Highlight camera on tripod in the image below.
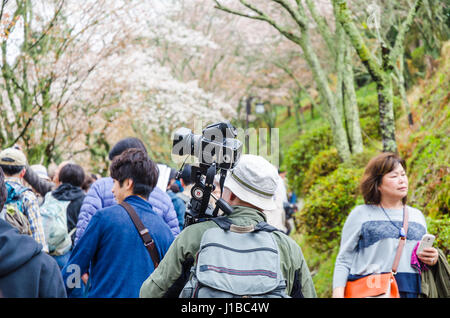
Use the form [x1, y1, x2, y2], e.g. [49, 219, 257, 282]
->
[172, 121, 243, 227]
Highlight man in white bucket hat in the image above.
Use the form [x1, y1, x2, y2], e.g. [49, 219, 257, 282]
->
[140, 154, 316, 298]
[222, 154, 278, 211]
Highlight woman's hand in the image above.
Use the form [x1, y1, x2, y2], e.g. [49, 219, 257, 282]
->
[81, 273, 89, 285]
[418, 247, 439, 266]
[332, 287, 345, 298]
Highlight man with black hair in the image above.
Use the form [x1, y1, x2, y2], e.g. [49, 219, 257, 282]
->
[62, 149, 174, 298]
[75, 137, 180, 245]
[167, 165, 192, 230]
[0, 167, 67, 298]
[0, 147, 48, 252]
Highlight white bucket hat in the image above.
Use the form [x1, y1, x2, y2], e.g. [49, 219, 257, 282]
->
[224, 154, 278, 210]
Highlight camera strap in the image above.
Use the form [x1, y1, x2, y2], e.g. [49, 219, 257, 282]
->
[200, 164, 216, 215]
[219, 169, 227, 198]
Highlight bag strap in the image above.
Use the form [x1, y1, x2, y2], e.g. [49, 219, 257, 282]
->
[120, 201, 160, 269]
[212, 216, 281, 233]
[392, 205, 409, 274]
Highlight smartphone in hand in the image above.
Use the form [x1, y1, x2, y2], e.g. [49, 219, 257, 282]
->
[417, 234, 435, 255]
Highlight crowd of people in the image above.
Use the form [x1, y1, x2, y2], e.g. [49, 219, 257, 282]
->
[0, 137, 447, 298]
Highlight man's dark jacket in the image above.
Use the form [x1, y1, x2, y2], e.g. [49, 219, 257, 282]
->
[0, 219, 67, 297]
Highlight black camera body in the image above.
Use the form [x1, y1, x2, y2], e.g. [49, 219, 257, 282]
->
[172, 121, 243, 227]
[172, 121, 242, 170]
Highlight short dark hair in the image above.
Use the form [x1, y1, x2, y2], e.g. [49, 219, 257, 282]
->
[180, 164, 192, 185]
[109, 148, 158, 198]
[0, 167, 6, 210]
[0, 165, 24, 176]
[81, 174, 95, 192]
[59, 164, 85, 187]
[360, 152, 407, 205]
[108, 137, 147, 161]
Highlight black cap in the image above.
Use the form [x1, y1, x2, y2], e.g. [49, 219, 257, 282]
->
[108, 137, 147, 160]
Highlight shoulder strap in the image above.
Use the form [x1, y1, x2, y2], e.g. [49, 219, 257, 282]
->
[392, 205, 409, 274]
[212, 216, 281, 233]
[120, 201, 160, 269]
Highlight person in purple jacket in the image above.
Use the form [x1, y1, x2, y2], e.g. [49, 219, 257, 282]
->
[74, 137, 180, 246]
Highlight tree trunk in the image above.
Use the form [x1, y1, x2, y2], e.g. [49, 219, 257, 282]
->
[333, 0, 398, 153]
[343, 46, 364, 153]
[396, 49, 414, 126]
[298, 31, 351, 161]
[335, 24, 346, 119]
[377, 72, 397, 153]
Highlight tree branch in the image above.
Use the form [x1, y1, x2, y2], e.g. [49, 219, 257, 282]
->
[271, 0, 306, 29]
[305, 0, 335, 55]
[214, 0, 302, 44]
[333, 0, 384, 82]
[390, 0, 423, 63]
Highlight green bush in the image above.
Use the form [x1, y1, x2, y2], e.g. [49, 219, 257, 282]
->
[406, 133, 450, 218]
[291, 232, 339, 298]
[426, 215, 450, 263]
[410, 46, 426, 76]
[356, 87, 403, 147]
[301, 148, 341, 195]
[285, 125, 333, 196]
[296, 165, 363, 252]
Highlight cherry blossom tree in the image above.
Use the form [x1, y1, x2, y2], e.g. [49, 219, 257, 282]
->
[0, 0, 236, 170]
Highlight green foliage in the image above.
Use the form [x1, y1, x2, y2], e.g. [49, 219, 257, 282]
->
[410, 46, 427, 75]
[356, 84, 403, 147]
[291, 232, 339, 298]
[296, 165, 363, 252]
[86, 132, 110, 176]
[406, 133, 450, 218]
[403, 42, 449, 228]
[426, 215, 450, 263]
[301, 148, 341, 195]
[284, 125, 333, 195]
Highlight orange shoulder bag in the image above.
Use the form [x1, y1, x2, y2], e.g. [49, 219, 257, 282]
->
[344, 206, 408, 298]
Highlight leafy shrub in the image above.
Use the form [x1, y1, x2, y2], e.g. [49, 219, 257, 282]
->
[295, 165, 363, 252]
[284, 125, 333, 196]
[406, 133, 450, 218]
[292, 232, 339, 298]
[341, 147, 379, 170]
[409, 46, 426, 77]
[356, 88, 403, 146]
[426, 215, 450, 263]
[301, 148, 341, 195]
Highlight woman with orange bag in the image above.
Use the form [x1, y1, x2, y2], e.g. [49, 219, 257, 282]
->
[332, 152, 438, 298]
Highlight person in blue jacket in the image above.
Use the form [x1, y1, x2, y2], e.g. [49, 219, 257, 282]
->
[0, 167, 66, 298]
[62, 149, 174, 298]
[74, 137, 179, 246]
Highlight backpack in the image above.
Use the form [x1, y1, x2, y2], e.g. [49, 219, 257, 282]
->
[0, 182, 32, 236]
[179, 217, 290, 298]
[40, 192, 71, 256]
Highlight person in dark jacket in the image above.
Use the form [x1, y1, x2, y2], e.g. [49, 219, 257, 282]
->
[166, 166, 191, 230]
[0, 167, 66, 298]
[53, 163, 86, 245]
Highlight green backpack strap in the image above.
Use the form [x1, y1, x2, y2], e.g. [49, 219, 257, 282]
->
[211, 216, 281, 233]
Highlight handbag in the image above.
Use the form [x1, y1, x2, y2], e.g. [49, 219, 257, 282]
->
[120, 201, 160, 269]
[344, 206, 409, 298]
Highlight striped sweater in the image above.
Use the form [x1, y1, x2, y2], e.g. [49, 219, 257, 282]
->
[333, 204, 427, 294]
